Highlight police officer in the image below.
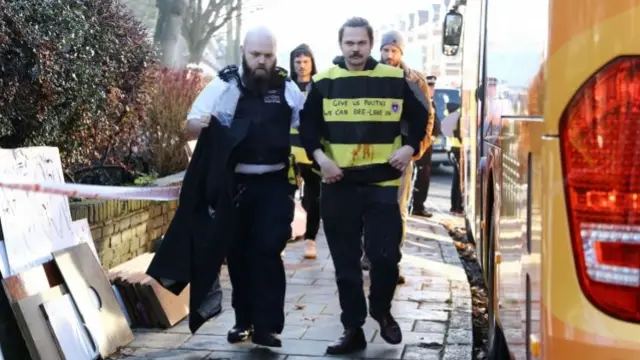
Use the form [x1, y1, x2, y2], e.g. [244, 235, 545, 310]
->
[186, 27, 304, 348]
[299, 17, 428, 355]
[289, 44, 321, 259]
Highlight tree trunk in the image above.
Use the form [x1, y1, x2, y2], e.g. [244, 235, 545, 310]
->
[154, 0, 185, 68]
[225, 1, 234, 65]
[233, 0, 242, 64]
[188, 46, 205, 64]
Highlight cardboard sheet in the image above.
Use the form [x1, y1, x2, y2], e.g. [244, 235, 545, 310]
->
[70, 219, 99, 262]
[0, 147, 76, 275]
[40, 293, 98, 359]
[53, 243, 133, 357]
[12, 285, 67, 360]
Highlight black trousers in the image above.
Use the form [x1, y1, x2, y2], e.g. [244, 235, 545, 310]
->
[321, 182, 403, 329]
[226, 171, 295, 333]
[412, 146, 433, 211]
[298, 163, 321, 240]
[450, 148, 463, 212]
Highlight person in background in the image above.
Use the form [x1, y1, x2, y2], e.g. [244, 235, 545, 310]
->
[411, 75, 440, 217]
[359, 30, 434, 285]
[289, 44, 321, 259]
[299, 17, 428, 355]
[442, 102, 463, 214]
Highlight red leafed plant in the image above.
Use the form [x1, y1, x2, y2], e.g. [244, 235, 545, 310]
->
[143, 68, 207, 177]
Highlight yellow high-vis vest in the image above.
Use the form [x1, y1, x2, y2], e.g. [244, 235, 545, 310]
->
[290, 89, 312, 164]
[290, 127, 312, 164]
[312, 64, 405, 186]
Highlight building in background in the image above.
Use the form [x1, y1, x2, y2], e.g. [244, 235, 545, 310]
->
[375, 0, 462, 88]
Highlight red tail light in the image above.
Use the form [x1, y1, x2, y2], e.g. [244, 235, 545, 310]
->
[560, 57, 640, 323]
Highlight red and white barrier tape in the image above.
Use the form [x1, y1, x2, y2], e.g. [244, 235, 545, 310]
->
[0, 178, 180, 201]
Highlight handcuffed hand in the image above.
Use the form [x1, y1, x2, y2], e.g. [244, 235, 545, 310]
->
[388, 145, 415, 171]
[318, 158, 343, 184]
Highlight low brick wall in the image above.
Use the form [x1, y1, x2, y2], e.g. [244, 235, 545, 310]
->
[69, 199, 177, 269]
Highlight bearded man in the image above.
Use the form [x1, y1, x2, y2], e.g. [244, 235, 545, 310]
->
[147, 26, 305, 348]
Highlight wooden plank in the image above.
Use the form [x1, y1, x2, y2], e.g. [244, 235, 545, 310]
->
[12, 285, 67, 360]
[40, 293, 98, 359]
[108, 253, 189, 329]
[0, 147, 76, 275]
[52, 243, 133, 357]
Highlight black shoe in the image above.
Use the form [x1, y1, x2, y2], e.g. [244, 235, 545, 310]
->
[370, 312, 402, 345]
[397, 274, 406, 285]
[252, 331, 282, 348]
[412, 209, 433, 218]
[326, 328, 367, 355]
[227, 326, 252, 343]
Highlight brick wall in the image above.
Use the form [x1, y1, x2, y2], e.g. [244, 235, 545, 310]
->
[69, 198, 178, 269]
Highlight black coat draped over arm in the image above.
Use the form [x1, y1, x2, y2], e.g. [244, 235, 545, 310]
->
[146, 117, 249, 333]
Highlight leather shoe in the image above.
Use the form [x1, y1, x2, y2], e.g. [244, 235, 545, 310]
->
[397, 273, 406, 285]
[252, 331, 282, 348]
[227, 326, 252, 343]
[371, 312, 402, 344]
[326, 328, 367, 355]
[412, 209, 433, 218]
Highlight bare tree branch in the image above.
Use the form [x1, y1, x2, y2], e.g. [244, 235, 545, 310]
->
[182, 0, 261, 63]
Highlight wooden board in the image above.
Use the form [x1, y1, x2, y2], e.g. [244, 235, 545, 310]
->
[141, 277, 189, 327]
[0, 147, 77, 275]
[1, 261, 62, 302]
[12, 285, 67, 360]
[53, 243, 133, 357]
[40, 293, 98, 360]
[107, 253, 189, 329]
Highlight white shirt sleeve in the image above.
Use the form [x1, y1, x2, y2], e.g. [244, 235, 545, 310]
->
[285, 82, 306, 128]
[186, 77, 227, 121]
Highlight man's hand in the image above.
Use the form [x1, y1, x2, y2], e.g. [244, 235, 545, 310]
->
[186, 115, 211, 137]
[388, 145, 415, 171]
[314, 150, 343, 184]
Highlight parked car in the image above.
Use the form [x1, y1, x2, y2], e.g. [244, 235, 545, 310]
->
[431, 88, 461, 167]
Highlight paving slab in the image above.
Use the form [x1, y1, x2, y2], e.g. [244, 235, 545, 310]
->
[111, 173, 472, 360]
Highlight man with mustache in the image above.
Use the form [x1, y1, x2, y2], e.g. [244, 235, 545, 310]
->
[179, 26, 305, 348]
[299, 17, 429, 354]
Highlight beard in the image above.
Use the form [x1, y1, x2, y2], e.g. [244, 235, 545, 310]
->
[242, 56, 277, 94]
[382, 58, 399, 67]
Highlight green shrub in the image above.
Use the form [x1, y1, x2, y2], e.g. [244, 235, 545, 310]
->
[143, 68, 206, 177]
[0, 0, 158, 182]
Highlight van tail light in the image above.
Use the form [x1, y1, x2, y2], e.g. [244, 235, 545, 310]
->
[560, 57, 640, 323]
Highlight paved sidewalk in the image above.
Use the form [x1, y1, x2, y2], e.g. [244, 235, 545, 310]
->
[115, 212, 472, 360]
